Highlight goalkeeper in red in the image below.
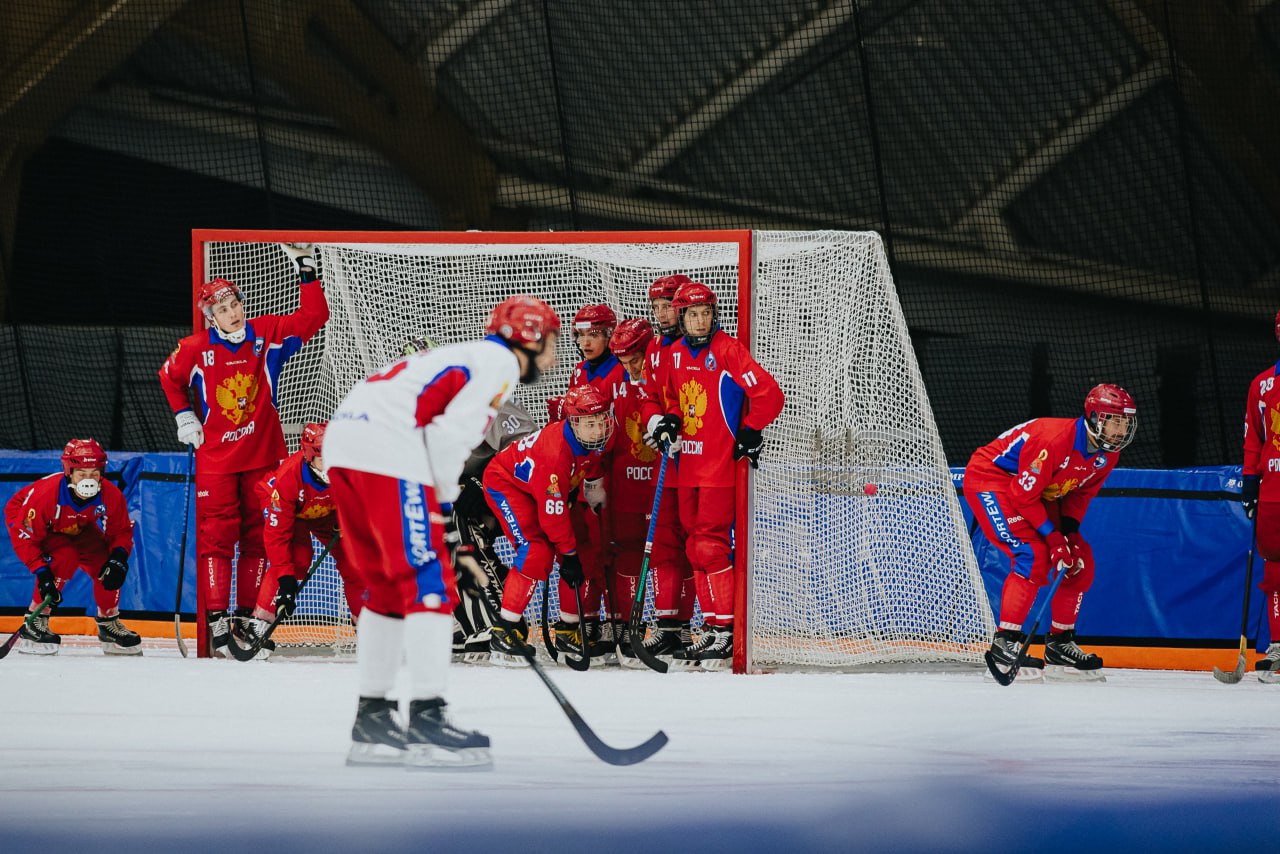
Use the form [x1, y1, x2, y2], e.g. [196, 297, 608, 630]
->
[4, 439, 140, 655]
[158, 244, 329, 657]
[963, 384, 1136, 679]
[650, 281, 785, 666]
[324, 296, 559, 770]
[1241, 310, 1280, 682]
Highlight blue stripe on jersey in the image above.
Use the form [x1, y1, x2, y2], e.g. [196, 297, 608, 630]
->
[977, 491, 1035, 579]
[563, 420, 588, 456]
[264, 336, 305, 408]
[513, 458, 534, 483]
[486, 487, 532, 570]
[991, 436, 1027, 474]
[584, 354, 620, 382]
[399, 480, 445, 600]
[190, 371, 209, 421]
[206, 323, 256, 352]
[718, 371, 745, 434]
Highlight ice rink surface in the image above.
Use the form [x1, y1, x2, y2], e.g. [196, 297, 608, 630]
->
[2, 641, 1277, 853]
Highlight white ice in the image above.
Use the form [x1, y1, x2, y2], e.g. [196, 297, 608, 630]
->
[2, 640, 1277, 852]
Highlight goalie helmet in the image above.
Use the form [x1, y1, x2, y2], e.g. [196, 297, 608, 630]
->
[561, 385, 614, 450]
[300, 422, 326, 464]
[1083, 384, 1137, 452]
[572, 304, 617, 337]
[486, 296, 561, 347]
[197, 278, 243, 321]
[403, 334, 441, 356]
[648, 274, 693, 302]
[609, 318, 655, 358]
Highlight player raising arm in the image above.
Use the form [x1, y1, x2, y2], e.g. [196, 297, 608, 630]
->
[964, 384, 1136, 681]
[323, 296, 559, 769]
[650, 281, 784, 667]
[4, 439, 140, 655]
[158, 244, 329, 657]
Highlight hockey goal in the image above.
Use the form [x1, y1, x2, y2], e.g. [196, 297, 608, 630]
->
[191, 229, 995, 671]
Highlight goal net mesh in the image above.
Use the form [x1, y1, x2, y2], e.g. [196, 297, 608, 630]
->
[199, 231, 994, 667]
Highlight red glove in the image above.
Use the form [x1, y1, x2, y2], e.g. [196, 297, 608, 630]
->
[1044, 530, 1073, 572]
[1063, 532, 1088, 577]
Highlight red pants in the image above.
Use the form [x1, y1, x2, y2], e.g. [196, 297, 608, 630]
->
[29, 533, 121, 617]
[561, 504, 606, 619]
[963, 484, 1095, 632]
[327, 468, 456, 617]
[197, 465, 272, 610]
[1253, 501, 1280, 642]
[606, 509, 649, 622]
[254, 524, 364, 621]
[678, 485, 736, 627]
[651, 488, 695, 620]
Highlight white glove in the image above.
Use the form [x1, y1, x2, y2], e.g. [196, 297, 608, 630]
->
[281, 242, 317, 270]
[582, 477, 606, 512]
[175, 411, 204, 449]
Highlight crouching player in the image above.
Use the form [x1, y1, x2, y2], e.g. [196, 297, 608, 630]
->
[324, 296, 559, 769]
[4, 439, 141, 655]
[964, 384, 1136, 681]
[237, 422, 361, 659]
[483, 384, 615, 664]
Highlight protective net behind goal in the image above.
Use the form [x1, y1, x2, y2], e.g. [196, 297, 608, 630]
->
[197, 229, 994, 669]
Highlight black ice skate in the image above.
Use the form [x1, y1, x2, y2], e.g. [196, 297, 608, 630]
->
[672, 625, 718, 670]
[95, 616, 142, 656]
[583, 618, 618, 663]
[18, 611, 61, 655]
[403, 698, 493, 771]
[236, 617, 275, 660]
[984, 630, 1045, 682]
[457, 627, 493, 664]
[207, 610, 233, 659]
[695, 625, 734, 670]
[1044, 630, 1106, 682]
[622, 619, 685, 670]
[1255, 643, 1280, 684]
[553, 619, 589, 664]
[488, 618, 530, 667]
[346, 696, 407, 766]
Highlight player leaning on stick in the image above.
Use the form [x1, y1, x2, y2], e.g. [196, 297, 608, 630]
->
[158, 244, 329, 657]
[650, 281, 785, 667]
[1242, 312, 1280, 682]
[964, 385, 1136, 680]
[3, 439, 141, 655]
[324, 296, 559, 769]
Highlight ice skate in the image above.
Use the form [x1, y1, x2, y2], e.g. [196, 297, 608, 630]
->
[488, 618, 530, 667]
[346, 697, 407, 766]
[18, 612, 61, 655]
[621, 619, 685, 670]
[695, 625, 734, 671]
[95, 616, 142, 656]
[553, 619, 589, 666]
[673, 625, 718, 671]
[206, 610, 235, 659]
[458, 627, 493, 664]
[983, 630, 1044, 682]
[237, 617, 275, 660]
[1258, 643, 1280, 684]
[584, 618, 618, 664]
[1044, 630, 1106, 682]
[403, 698, 493, 771]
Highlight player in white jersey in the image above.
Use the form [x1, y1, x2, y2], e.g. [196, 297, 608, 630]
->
[324, 296, 560, 770]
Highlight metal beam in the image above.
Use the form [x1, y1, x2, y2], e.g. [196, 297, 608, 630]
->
[417, 0, 516, 76]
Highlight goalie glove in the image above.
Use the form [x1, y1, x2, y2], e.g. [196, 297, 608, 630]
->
[582, 477, 606, 512]
[175, 410, 204, 449]
[733, 426, 764, 468]
[275, 575, 299, 619]
[98, 548, 129, 592]
[442, 507, 487, 595]
[281, 243, 318, 281]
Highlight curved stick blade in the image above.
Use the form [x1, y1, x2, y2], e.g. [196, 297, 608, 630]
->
[1212, 654, 1246, 684]
[984, 650, 1016, 686]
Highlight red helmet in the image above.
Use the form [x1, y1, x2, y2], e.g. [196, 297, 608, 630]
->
[648, 274, 694, 302]
[1084, 384, 1137, 452]
[561, 385, 613, 450]
[62, 438, 107, 478]
[572, 304, 617, 337]
[486, 296, 561, 346]
[672, 281, 717, 311]
[300, 422, 326, 463]
[198, 278, 243, 320]
[609, 318, 654, 358]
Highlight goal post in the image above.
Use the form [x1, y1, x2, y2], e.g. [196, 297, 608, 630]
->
[190, 228, 995, 669]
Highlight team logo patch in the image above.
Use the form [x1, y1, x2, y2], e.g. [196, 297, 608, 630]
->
[705, 353, 716, 371]
[1093, 454, 1108, 469]
[1029, 449, 1047, 474]
[253, 338, 264, 356]
[547, 473, 563, 499]
[626, 412, 658, 463]
[679, 379, 707, 436]
[216, 372, 259, 425]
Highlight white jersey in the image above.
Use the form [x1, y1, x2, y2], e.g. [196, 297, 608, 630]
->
[324, 337, 520, 503]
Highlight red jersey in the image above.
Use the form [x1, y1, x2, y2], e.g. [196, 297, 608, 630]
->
[5, 474, 133, 571]
[158, 279, 329, 474]
[609, 376, 664, 513]
[966, 417, 1119, 535]
[258, 452, 337, 576]
[1243, 363, 1280, 501]
[569, 354, 628, 401]
[661, 329, 785, 487]
[484, 421, 612, 556]
[646, 333, 682, 488]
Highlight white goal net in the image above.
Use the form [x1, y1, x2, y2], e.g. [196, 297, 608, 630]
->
[195, 229, 994, 670]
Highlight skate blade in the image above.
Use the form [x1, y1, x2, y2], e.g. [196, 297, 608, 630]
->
[404, 744, 493, 772]
[670, 658, 701, 671]
[345, 742, 406, 767]
[694, 657, 730, 671]
[619, 655, 647, 670]
[487, 651, 528, 668]
[982, 665, 1044, 683]
[101, 642, 143, 656]
[1044, 665, 1106, 683]
[458, 650, 492, 665]
[1258, 670, 1280, 684]
[18, 640, 60, 656]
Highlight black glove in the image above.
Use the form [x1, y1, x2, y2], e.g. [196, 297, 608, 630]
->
[443, 509, 486, 595]
[98, 547, 129, 592]
[275, 574, 300, 619]
[35, 567, 61, 606]
[1243, 476, 1260, 521]
[733, 426, 764, 468]
[651, 415, 681, 451]
[559, 553, 584, 589]
[453, 476, 488, 524]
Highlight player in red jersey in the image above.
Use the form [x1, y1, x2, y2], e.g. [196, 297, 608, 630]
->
[650, 281, 785, 666]
[643, 274, 698, 656]
[564, 304, 628, 654]
[158, 244, 329, 657]
[964, 384, 1136, 680]
[4, 439, 141, 655]
[483, 384, 615, 664]
[1242, 310, 1280, 682]
[240, 422, 362, 659]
